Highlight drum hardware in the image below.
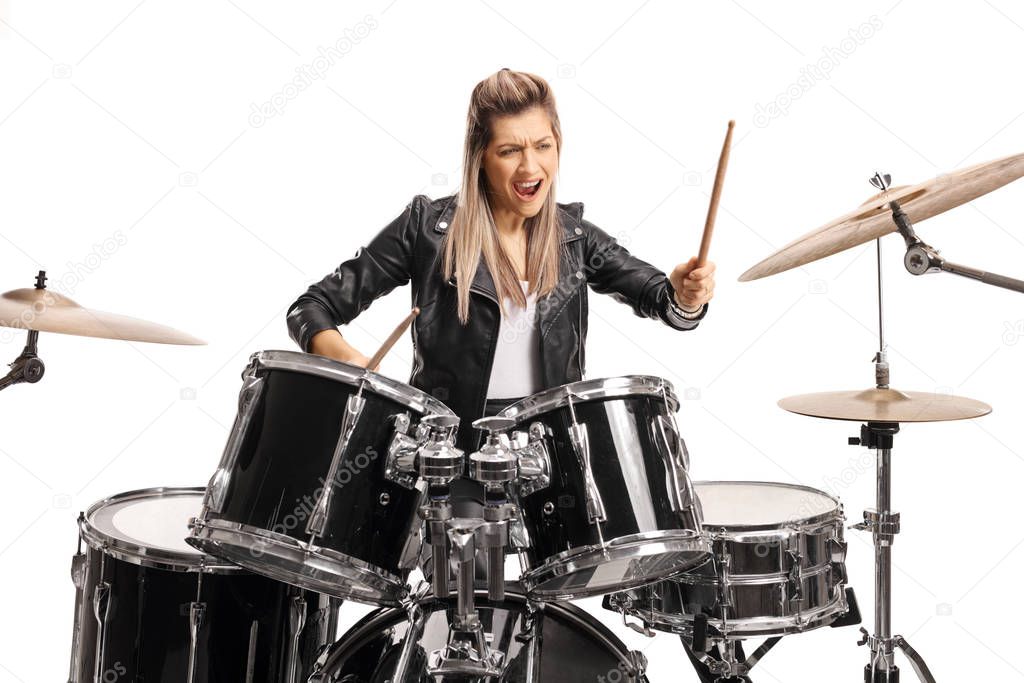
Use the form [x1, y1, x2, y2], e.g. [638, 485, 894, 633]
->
[415, 414, 465, 600]
[769, 185, 992, 682]
[67, 515, 89, 683]
[90, 578, 112, 683]
[886, 187, 1024, 294]
[564, 392, 607, 524]
[426, 518, 506, 677]
[306, 390, 368, 538]
[286, 595, 308, 683]
[469, 416, 522, 602]
[186, 593, 206, 683]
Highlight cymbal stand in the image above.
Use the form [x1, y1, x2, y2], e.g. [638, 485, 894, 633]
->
[0, 271, 48, 392]
[847, 174, 937, 683]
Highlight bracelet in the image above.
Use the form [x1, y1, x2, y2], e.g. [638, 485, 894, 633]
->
[669, 298, 703, 320]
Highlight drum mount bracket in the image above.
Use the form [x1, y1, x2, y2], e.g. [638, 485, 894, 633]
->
[888, 199, 1024, 294]
[0, 271, 49, 392]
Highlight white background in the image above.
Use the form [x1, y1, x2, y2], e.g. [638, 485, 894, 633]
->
[2, 1, 1023, 680]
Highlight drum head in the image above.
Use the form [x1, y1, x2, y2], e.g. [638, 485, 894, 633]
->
[81, 487, 232, 571]
[695, 481, 840, 530]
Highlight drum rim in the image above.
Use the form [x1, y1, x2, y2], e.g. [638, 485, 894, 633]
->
[310, 585, 647, 680]
[188, 516, 409, 606]
[496, 375, 679, 422]
[694, 480, 843, 531]
[521, 529, 710, 601]
[252, 350, 456, 417]
[79, 486, 240, 573]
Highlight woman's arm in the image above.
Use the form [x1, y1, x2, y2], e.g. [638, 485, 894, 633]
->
[580, 217, 711, 331]
[286, 195, 425, 358]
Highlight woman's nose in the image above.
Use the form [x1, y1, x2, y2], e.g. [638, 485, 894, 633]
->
[519, 149, 540, 174]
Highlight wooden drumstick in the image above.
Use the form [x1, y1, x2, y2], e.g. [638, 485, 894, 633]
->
[697, 120, 735, 266]
[366, 307, 420, 371]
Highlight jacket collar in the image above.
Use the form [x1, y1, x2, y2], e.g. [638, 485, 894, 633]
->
[433, 195, 585, 303]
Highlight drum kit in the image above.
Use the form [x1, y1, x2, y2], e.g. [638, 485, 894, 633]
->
[2, 150, 1022, 682]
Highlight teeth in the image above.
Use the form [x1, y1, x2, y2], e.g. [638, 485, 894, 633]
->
[515, 180, 541, 190]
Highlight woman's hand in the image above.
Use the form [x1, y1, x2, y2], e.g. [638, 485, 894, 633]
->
[669, 257, 716, 311]
[309, 329, 381, 371]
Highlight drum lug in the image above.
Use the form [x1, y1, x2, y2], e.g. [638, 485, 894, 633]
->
[715, 552, 732, 608]
[514, 422, 551, 497]
[90, 579, 112, 683]
[67, 528, 88, 683]
[567, 420, 606, 524]
[285, 595, 307, 683]
[786, 549, 805, 603]
[186, 601, 207, 683]
[204, 371, 266, 513]
[651, 415, 702, 523]
[306, 392, 367, 537]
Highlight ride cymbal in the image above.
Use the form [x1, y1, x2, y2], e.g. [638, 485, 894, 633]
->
[0, 287, 205, 345]
[741, 152, 1024, 281]
[779, 388, 991, 423]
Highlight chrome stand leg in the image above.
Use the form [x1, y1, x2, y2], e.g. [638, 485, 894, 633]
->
[851, 423, 936, 683]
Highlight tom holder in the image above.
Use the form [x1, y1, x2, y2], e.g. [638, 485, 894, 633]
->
[415, 414, 464, 600]
[425, 517, 505, 678]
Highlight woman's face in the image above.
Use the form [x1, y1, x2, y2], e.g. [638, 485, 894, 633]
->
[482, 106, 558, 220]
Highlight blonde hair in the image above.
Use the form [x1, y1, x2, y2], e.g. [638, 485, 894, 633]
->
[442, 68, 563, 323]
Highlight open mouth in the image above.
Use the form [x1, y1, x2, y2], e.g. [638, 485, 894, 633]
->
[513, 178, 543, 201]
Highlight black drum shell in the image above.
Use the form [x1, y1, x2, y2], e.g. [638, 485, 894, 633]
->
[513, 394, 693, 566]
[648, 566, 840, 625]
[72, 547, 337, 682]
[211, 367, 425, 576]
[311, 589, 648, 683]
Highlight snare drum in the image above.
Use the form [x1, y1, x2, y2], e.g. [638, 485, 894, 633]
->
[498, 376, 709, 600]
[607, 481, 851, 639]
[307, 587, 649, 682]
[67, 487, 338, 683]
[189, 350, 457, 606]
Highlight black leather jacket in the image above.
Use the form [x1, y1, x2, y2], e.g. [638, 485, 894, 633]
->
[286, 193, 707, 452]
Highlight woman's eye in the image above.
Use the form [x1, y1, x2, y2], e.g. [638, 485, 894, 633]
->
[539, 143, 552, 150]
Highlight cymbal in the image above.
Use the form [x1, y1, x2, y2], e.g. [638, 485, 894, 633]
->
[740, 152, 1024, 281]
[779, 388, 991, 423]
[0, 287, 205, 345]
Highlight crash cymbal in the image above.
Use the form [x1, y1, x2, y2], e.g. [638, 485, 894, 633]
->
[779, 387, 991, 423]
[0, 287, 205, 345]
[740, 152, 1024, 281]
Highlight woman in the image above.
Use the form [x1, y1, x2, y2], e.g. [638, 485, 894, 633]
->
[286, 68, 715, 455]
[287, 67, 728, 683]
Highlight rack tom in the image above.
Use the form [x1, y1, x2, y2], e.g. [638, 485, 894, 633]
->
[497, 376, 709, 600]
[189, 350, 457, 606]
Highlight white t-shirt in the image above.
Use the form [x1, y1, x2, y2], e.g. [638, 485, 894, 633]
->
[485, 280, 543, 399]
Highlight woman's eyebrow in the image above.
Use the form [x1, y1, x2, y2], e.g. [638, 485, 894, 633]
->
[498, 136, 553, 147]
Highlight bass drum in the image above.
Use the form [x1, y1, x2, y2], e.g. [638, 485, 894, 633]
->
[308, 588, 648, 682]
